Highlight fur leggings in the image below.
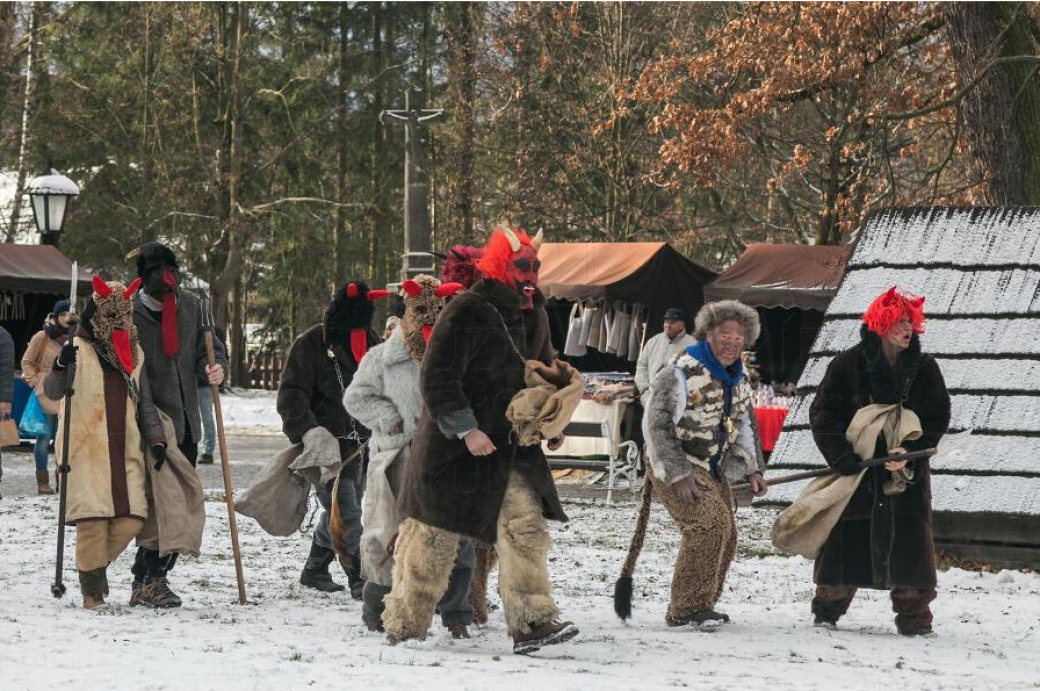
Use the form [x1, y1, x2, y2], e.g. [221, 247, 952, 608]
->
[652, 467, 737, 618]
[382, 473, 559, 640]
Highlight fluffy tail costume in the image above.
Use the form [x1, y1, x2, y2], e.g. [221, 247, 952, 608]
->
[613, 475, 654, 620]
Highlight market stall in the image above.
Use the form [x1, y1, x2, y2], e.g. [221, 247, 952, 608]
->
[538, 241, 716, 372]
[0, 244, 91, 433]
[705, 243, 848, 386]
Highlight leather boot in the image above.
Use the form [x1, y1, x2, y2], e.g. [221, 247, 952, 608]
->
[36, 470, 55, 495]
[79, 568, 108, 610]
[344, 552, 365, 601]
[300, 543, 345, 592]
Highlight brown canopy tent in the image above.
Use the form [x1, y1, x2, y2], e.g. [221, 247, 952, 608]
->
[704, 243, 849, 384]
[537, 242, 716, 369]
[0, 244, 92, 358]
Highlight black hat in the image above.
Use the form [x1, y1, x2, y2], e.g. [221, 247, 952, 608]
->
[52, 299, 71, 316]
[132, 241, 179, 279]
[663, 307, 688, 323]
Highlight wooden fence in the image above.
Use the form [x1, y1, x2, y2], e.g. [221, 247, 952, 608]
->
[246, 352, 283, 390]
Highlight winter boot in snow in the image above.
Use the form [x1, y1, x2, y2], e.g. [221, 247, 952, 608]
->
[36, 471, 55, 495]
[447, 623, 470, 639]
[300, 543, 345, 593]
[79, 568, 108, 610]
[141, 576, 183, 608]
[129, 580, 145, 606]
[667, 609, 730, 629]
[344, 552, 365, 600]
[512, 619, 579, 654]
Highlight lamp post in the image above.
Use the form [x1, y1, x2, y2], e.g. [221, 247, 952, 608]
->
[25, 169, 80, 247]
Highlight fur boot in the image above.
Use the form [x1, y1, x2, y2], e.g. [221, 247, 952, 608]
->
[382, 519, 459, 643]
[495, 475, 560, 637]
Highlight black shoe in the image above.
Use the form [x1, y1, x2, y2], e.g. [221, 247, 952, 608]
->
[667, 610, 730, 628]
[814, 617, 837, 630]
[141, 576, 183, 608]
[899, 625, 935, 638]
[198, 453, 214, 465]
[300, 544, 345, 593]
[512, 619, 578, 654]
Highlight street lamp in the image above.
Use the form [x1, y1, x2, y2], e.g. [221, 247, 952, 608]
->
[25, 169, 80, 246]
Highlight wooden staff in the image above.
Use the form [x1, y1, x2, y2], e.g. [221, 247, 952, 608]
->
[204, 329, 247, 604]
[730, 447, 937, 493]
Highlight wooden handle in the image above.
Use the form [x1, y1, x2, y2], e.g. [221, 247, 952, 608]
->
[205, 331, 248, 604]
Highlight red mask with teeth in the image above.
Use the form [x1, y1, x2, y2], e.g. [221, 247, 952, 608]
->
[400, 275, 462, 363]
[90, 275, 143, 374]
[506, 245, 540, 311]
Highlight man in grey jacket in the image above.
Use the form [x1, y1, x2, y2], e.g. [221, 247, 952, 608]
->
[634, 308, 697, 396]
[0, 326, 13, 498]
[128, 241, 226, 607]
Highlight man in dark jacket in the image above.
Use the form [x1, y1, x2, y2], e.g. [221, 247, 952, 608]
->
[128, 241, 226, 607]
[0, 325, 13, 498]
[383, 228, 578, 654]
[809, 287, 950, 636]
[277, 280, 383, 598]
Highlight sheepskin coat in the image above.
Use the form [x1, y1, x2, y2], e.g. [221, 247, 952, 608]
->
[646, 351, 756, 486]
[343, 330, 421, 584]
[45, 339, 163, 524]
[809, 328, 950, 590]
[397, 279, 568, 544]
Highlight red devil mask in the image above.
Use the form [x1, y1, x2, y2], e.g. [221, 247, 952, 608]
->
[90, 275, 143, 374]
[475, 228, 545, 310]
[862, 286, 925, 338]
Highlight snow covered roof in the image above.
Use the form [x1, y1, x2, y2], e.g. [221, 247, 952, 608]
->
[767, 207, 1040, 520]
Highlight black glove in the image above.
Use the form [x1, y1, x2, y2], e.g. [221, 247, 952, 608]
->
[55, 341, 78, 369]
[152, 443, 168, 471]
[833, 452, 863, 476]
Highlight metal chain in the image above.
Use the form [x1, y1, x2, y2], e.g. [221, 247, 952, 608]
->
[471, 293, 527, 367]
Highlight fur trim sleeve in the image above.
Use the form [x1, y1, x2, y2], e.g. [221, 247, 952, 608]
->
[342, 345, 403, 435]
[809, 351, 858, 467]
[901, 355, 951, 454]
[646, 366, 691, 485]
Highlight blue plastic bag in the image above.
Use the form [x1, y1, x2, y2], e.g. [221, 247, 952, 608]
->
[18, 392, 49, 437]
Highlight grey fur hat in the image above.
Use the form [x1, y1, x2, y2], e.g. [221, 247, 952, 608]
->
[692, 300, 760, 343]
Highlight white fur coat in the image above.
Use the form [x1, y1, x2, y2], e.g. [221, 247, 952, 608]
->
[342, 330, 422, 584]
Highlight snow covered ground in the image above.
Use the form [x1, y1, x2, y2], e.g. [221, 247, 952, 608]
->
[2, 391, 1037, 690]
[2, 491, 1038, 691]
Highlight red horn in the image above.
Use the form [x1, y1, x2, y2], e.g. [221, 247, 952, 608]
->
[92, 275, 112, 298]
[345, 283, 359, 298]
[435, 282, 463, 298]
[366, 289, 390, 302]
[122, 277, 142, 300]
[402, 280, 421, 297]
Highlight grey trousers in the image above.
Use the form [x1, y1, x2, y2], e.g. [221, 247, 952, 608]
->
[363, 538, 476, 627]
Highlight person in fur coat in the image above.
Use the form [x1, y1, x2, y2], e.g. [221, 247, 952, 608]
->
[614, 300, 768, 628]
[45, 276, 167, 609]
[808, 287, 950, 636]
[278, 280, 387, 597]
[382, 228, 579, 654]
[342, 275, 475, 638]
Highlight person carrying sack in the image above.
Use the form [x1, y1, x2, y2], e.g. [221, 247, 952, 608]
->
[806, 287, 950, 637]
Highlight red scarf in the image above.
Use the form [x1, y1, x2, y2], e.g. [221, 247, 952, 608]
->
[161, 270, 179, 357]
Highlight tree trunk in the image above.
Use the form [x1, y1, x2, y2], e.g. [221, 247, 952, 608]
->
[945, 2, 1040, 204]
[369, 3, 389, 283]
[334, 1, 350, 282]
[210, 1, 248, 385]
[7, 1, 42, 243]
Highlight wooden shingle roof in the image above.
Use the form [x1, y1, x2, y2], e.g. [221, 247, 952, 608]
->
[766, 207, 1040, 522]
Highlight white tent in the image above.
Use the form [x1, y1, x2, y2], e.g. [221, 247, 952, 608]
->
[765, 207, 1040, 567]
